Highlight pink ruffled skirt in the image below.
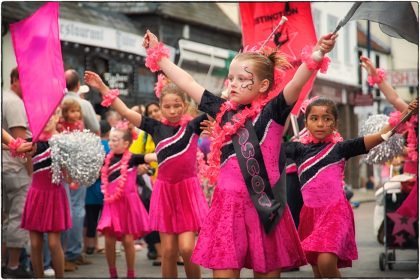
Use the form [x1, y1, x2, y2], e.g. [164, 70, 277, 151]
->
[191, 187, 307, 273]
[298, 194, 358, 268]
[149, 176, 209, 233]
[21, 172, 72, 232]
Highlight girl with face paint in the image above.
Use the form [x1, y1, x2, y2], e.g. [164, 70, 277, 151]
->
[284, 97, 418, 278]
[141, 29, 339, 278]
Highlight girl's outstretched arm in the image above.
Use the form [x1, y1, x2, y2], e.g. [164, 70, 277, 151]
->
[363, 99, 418, 150]
[84, 71, 142, 127]
[143, 30, 205, 104]
[360, 55, 408, 112]
[283, 33, 337, 105]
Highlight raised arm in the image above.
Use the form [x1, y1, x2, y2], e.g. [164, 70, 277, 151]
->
[283, 33, 337, 105]
[143, 30, 205, 104]
[363, 99, 418, 150]
[360, 55, 408, 112]
[84, 71, 142, 127]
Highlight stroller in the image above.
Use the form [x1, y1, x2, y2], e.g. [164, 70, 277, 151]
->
[373, 174, 418, 271]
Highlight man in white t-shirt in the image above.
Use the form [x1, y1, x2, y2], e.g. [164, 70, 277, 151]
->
[2, 68, 33, 278]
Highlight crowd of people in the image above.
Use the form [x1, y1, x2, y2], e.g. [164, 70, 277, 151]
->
[1, 27, 417, 279]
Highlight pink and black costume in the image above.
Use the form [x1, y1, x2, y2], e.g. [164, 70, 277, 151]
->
[21, 142, 72, 232]
[97, 154, 150, 240]
[139, 115, 209, 234]
[285, 137, 367, 268]
[191, 90, 307, 273]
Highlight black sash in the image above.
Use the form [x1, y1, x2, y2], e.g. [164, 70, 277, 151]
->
[232, 119, 287, 234]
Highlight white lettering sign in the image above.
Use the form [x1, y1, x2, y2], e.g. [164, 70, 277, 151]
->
[59, 19, 175, 60]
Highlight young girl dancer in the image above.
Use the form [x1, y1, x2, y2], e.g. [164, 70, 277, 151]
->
[284, 97, 418, 277]
[142, 30, 336, 277]
[129, 101, 163, 265]
[97, 123, 155, 278]
[84, 73, 209, 278]
[21, 109, 71, 278]
[360, 55, 418, 219]
[57, 99, 84, 132]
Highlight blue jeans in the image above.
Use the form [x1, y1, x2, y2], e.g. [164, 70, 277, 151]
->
[62, 183, 86, 261]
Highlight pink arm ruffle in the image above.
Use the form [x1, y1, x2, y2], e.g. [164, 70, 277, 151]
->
[8, 137, 27, 158]
[301, 45, 331, 74]
[145, 43, 170, 72]
[101, 89, 120, 107]
[367, 68, 385, 86]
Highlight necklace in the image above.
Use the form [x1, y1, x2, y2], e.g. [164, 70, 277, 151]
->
[101, 150, 131, 203]
[161, 115, 192, 127]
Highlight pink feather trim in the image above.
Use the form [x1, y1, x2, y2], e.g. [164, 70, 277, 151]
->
[101, 89, 120, 107]
[8, 137, 27, 158]
[145, 43, 170, 72]
[367, 68, 386, 86]
[301, 45, 331, 74]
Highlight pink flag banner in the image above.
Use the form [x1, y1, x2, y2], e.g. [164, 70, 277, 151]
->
[10, 2, 66, 142]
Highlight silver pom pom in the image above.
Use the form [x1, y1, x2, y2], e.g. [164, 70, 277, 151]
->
[49, 130, 105, 186]
[359, 114, 405, 164]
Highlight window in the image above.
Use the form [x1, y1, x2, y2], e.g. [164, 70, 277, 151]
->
[327, 15, 338, 60]
[344, 25, 351, 64]
[312, 8, 321, 38]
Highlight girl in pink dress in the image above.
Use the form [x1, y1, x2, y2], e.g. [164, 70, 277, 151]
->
[21, 109, 71, 278]
[284, 97, 418, 277]
[84, 73, 209, 278]
[141, 30, 336, 278]
[360, 55, 418, 218]
[97, 124, 155, 278]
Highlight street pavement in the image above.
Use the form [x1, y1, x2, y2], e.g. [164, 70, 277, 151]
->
[63, 189, 418, 278]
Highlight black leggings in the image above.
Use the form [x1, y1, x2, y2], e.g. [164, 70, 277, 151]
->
[84, 204, 103, 238]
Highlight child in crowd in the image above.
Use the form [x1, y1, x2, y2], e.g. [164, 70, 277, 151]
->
[84, 120, 111, 255]
[57, 99, 84, 132]
[84, 71, 209, 278]
[284, 97, 418, 277]
[142, 29, 336, 277]
[130, 101, 163, 266]
[21, 108, 71, 278]
[97, 123, 155, 278]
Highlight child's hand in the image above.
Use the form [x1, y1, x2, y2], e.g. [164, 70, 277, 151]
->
[137, 164, 149, 175]
[16, 142, 33, 154]
[142, 30, 159, 49]
[315, 33, 338, 54]
[407, 98, 418, 114]
[84, 71, 109, 94]
[360, 55, 377, 76]
[145, 152, 157, 163]
[70, 182, 79, 190]
[200, 118, 215, 135]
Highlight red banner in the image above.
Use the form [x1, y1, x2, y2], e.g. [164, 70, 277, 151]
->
[240, 2, 317, 115]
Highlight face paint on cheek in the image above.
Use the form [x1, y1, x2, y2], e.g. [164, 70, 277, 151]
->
[241, 66, 255, 91]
